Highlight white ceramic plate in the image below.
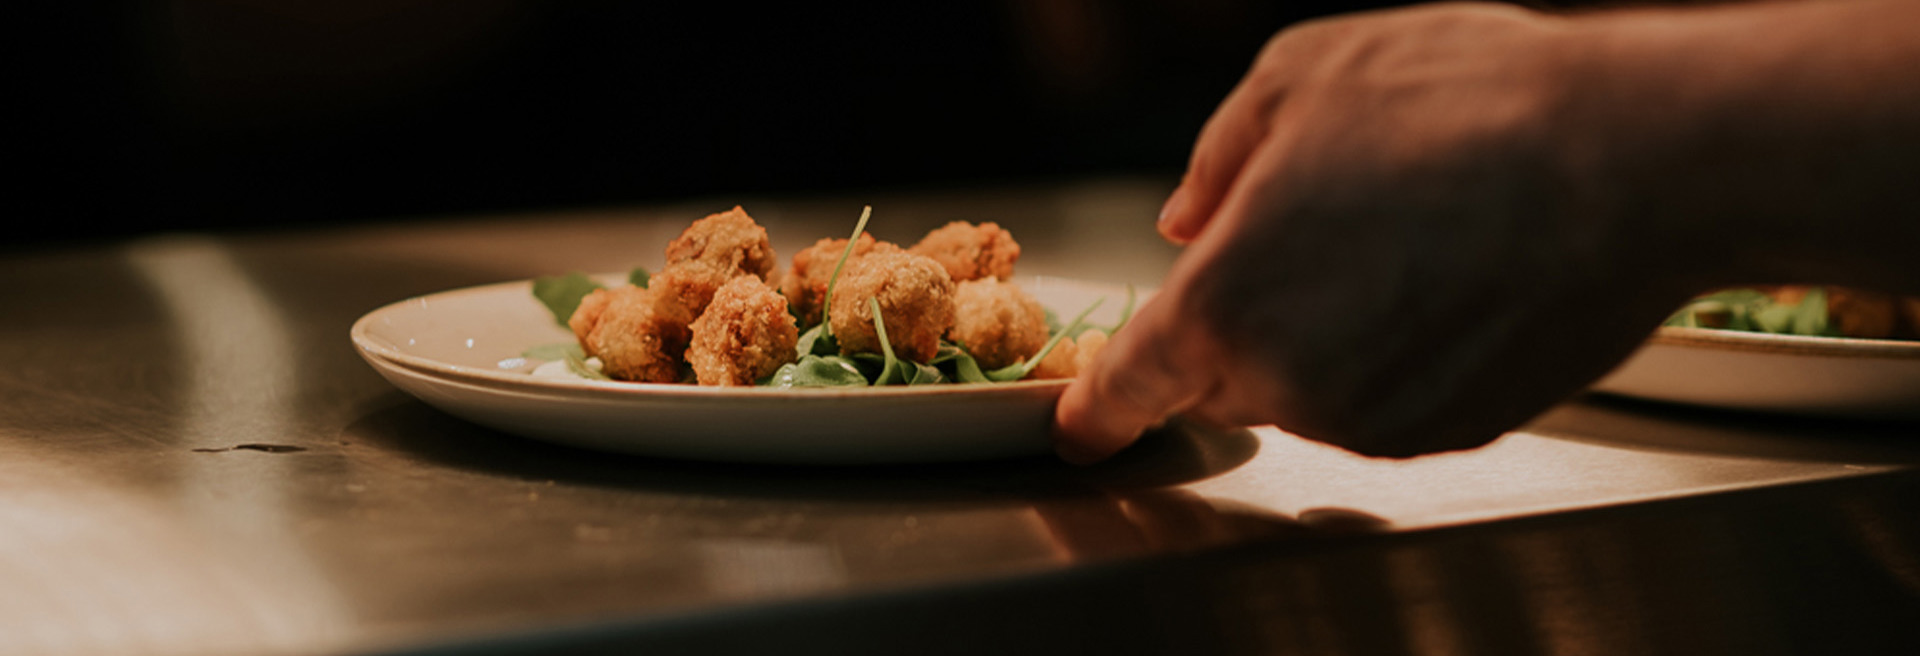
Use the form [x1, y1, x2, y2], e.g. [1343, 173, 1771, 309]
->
[351, 275, 1135, 464]
[1592, 326, 1920, 420]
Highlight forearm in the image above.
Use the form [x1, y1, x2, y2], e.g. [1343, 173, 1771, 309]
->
[1569, 0, 1920, 294]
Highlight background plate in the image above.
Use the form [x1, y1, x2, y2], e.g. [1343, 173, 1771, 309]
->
[1592, 326, 1920, 420]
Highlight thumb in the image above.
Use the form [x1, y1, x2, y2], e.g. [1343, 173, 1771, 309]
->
[1052, 293, 1216, 464]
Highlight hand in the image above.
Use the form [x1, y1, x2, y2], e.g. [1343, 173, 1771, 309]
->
[1054, 3, 1704, 461]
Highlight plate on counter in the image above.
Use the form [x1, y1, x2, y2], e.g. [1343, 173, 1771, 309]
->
[350, 275, 1132, 464]
[1591, 326, 1920, 420]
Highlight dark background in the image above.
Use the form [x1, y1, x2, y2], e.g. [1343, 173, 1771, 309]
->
[18, 1, 1423, 247]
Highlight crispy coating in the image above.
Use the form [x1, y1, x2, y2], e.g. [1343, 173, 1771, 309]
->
[780, 234, 902, 327]
[666, 206, 778, 281]
[571, 285, 687, 383]
[828, 252, 955, 362]
[909, 221, 1020, 282]
[569, 287, 614, 344]
[650, 260, 735, 322]
[1031, 329, 1108, 380]
[947, 278, 1049, 370]
[688, 276, 800, 386]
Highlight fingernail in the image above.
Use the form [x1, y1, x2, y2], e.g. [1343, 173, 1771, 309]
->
[1157, 185, 1189, 231]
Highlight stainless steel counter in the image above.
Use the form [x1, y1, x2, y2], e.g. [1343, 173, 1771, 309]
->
[5, 179, 1919, 655]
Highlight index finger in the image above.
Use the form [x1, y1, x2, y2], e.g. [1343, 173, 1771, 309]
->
[1052, 293, 1216, 464]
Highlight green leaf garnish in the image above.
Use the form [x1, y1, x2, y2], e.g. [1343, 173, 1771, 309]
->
[1112, 284, 1137, 333]
[986, 297, 1104, 382]
[904, 361, 946, 385]
[1789, 287, 1829, 336]
[819, 205, 873, 341]
[563, 351, 610, 380]
[628, 267, 651, 288]
[869, 296, 903, 386]
[532, 272, 605, 328]
[796, 322, 840, 358]
[933, 344, 991, 383]
[522, 342, 586, 361]
[1666, 286, 1832, 336]
[766, 355, 868, 387]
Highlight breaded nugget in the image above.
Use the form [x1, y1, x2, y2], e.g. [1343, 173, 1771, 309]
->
[780, 233, 902, 327]
[909, 221, 1019, 282]
[650, 260, 735, 321]
[829, 252, 955, 362]
[947, 278, 1049, 370]
[569, 287, 614, 344]
[688, 276, 800, 386]
[1030, 329, 1108, 380]
[572, 285, 687, 383]
[666, 206, 778, 281]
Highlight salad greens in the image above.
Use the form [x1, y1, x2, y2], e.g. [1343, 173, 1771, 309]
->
[532, 267, 651, 328]
[1665, 287, 1835, 337]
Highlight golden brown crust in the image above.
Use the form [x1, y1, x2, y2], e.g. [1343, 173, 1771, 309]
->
[569, 287, 614, 344]
[947, 278, 1049, 370]
[828, 252, 955, 363]
[688, 276, 800, 386]
[780, 234, 902, 328]
[909, 221, 1019, 282]
[665, 206, 778, 282]
[649, 260, 738, 323]
[578, 286, 687, 383]
[1029, 329, 1109, 380]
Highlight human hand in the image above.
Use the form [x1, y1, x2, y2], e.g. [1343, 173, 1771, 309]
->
[1054, 3, 1705, 461]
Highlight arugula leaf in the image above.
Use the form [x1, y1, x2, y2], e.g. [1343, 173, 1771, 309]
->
[819, 206, 873, 341]
[766, 355, 868, 387]
[987, 297, 1104, 382]
[532, 272, 605, 328]
[522, 342, 585, 361]
[1112, 284, 1137, 333]
[1073, 284, 1137, 337]
[869, 297, 903, 386]
[933, 344, 991, 383]
[563, 352, 610, 380]
[904, 361, 947, 385]
[1753, 303, 1795, 333]
[628, 267, 651, 288]
[796, 323, 840, 357]
[1790, 287, 1831, 336]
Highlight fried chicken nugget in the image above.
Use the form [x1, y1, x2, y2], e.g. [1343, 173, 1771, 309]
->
[828, 252, 954, 363]
[947, 278, 1049, 370]
[1031, 329, 1109, 380]
[780, 233, 902, 327]
[569, 287, 614, 344]
[650, 260, 735, 322]
[666, 206, 778, 281]
[571, 285, 687, 383]
[688, 276, 799, 386]
[909, 221, 1019, 282]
